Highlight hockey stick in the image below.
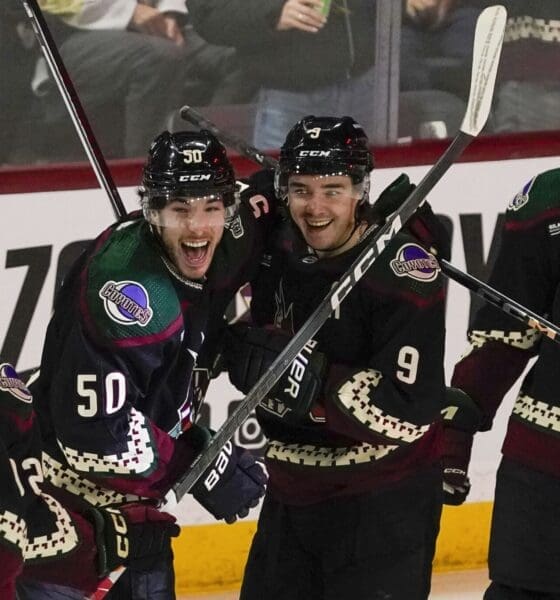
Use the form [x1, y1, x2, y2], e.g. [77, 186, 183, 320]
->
[21, 2, 129, 597]
[85, 566, 126, 600]
[180, 106, 278, 169]
[439, 260, 560, 341]
[21, 0, 127, 220]
[166, 4, 507, 504]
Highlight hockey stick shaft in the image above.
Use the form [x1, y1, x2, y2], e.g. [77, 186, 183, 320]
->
[21, 2, 128, 597]
[21, 0, 127, 220]
[168, 5, 507, 503]
[85, 566, 126, 600]
[179, 106, 278, 169]
[440, 260, 560, 340]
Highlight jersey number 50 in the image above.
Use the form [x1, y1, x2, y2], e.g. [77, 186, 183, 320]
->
[76, 372, 126, 417]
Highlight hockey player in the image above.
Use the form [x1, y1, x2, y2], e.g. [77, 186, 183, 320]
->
[449, 168, 560, 600]
[18, 130, 270, 598]
[0, 362, 180, 599]
[224, 116, 449, 600]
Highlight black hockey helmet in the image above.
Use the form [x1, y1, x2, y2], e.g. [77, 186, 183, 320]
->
[141, 130, 237, 210]
[275, 115, 374, 203]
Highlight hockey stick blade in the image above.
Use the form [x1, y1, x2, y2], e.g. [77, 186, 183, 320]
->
[460, 5, 506, 136]
[21, 0, 126, 219]
[168, 5, 506, 504]
[179, 105, 278, 169]
[179, 17, 556, 345]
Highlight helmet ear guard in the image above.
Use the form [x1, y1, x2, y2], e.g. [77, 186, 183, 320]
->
[275, 115, 374, 207]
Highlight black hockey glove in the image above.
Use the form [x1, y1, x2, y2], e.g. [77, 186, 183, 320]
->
[224, 323, 327, 425]
[185, 425, 267, 524]
[87, 502, 181, 576]
[371, 173, 451, 261]
[370, 173, 416, 224]
[441, 387, 483, 506]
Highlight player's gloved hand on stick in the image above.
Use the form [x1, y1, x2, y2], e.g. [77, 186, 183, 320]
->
[370, 173, 416, 223]
[224, 323, 327, 424]
[87, 502, 181, 576]
[185, 425, 267, 524]
[441, 387, 483, 505]
[372, 173, 451, 261]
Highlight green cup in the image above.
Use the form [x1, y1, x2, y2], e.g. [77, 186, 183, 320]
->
[319, 0, 332, 18]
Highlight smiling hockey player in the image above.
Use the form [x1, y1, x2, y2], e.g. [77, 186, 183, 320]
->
[225, 115, 449, 600]
[19, 130, 270, 599]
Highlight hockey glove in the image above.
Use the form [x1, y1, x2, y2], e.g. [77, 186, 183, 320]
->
[371, 173, 451, 261]
[87, 502, 181, 576]
[224, 323, 327, 424]
[185, 425, 267, 524]
[370, 173, 416, 224]
[441, 387, 483, 506]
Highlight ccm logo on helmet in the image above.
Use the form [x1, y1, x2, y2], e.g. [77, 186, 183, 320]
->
[204, 440, 233, 491]
[297, 150, 331, 158]
[179, 174, 212, 182]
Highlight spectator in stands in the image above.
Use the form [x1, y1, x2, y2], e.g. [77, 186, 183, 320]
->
[400, 0, 480, 94]
[0, 1, 41, 165]
[187, 0, 376, 149]
[488, 0, 560, 133]
[34, 0, 250, 159]
[398, 0, 482, 140]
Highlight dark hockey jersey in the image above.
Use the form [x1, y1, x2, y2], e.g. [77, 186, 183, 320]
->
[31, 175, 278, 507]
[249, 215, 447, 505]
[452, 168, 560, 478]
[0, 364, 99, 595]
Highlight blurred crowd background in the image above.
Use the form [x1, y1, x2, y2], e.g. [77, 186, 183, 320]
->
[1, 0, 559, 166]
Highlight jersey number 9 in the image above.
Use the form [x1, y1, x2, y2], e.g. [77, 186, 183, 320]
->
[396, 346, 419, 384]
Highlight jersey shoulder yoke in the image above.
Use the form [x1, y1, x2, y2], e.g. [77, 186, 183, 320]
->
[506, 168, 560, 224]
[84, 221, 182, 343]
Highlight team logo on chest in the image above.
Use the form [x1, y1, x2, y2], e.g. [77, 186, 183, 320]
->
[390, 244, 439, 282]
[0, 363, 32, 403]
[274, 279, 295, 333]
[99, 280, 153, 326]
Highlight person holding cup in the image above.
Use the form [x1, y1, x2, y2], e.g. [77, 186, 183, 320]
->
[186, 0, 376, 148]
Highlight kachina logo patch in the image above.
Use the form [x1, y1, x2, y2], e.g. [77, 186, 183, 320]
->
[390, 244, 440, 282]
[99, 280, 153, 326]
[0, 363, 32, 403]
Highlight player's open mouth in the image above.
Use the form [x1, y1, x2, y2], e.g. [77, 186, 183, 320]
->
[181, 240, 210, 265]
[306, 218, 333, 230]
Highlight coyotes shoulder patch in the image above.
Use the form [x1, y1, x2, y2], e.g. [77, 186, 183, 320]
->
[390, 244, 440, 282]
[99, 280, 153, 326]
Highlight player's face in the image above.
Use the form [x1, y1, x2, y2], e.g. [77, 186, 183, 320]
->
[287, 175, 362, 256]
[151, 196, 226, 280]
